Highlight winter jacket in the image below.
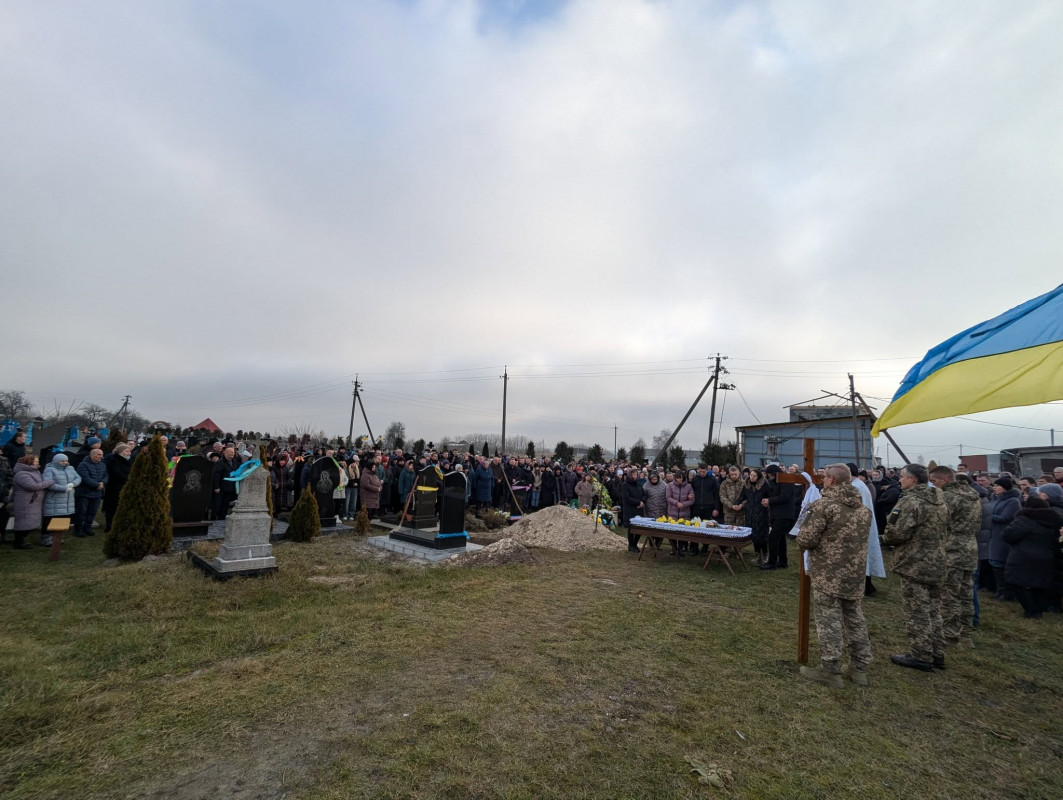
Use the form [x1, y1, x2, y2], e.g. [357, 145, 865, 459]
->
[539, 470, 558, 507]
[43, 459, 81, 516]
[719, 477, 744, 515]
[882, 483, 948, 586]
[12, 462, 55, 530]
[665, 480, 694, 519]
[471, 466, 494, 502]
[3, 439, 26, 470]
[76, 458, 109, 499]
[359, 469, 382, 509]
[988, 488, 1022, 563]
[690, 474, 720, 513]
[795, 483, 873, 600]
[1003, 508, 1060, 589]
[616, 479, 645, 525]
[976, 490, 993, 561]
[398, 467, 416, 505]
[103, 452, 133, 515]
[561, 469, 579, 500]
[765, 478, 799, 523]
[574, 479, 596, 509]
[643, 480, 668, 518]
[940, 480, 981, 571]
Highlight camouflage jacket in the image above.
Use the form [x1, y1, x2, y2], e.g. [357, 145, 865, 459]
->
[719, 477, 744, 511]
[941, 480, 981, 571]
[882, 483, 947, 585]
[795, 483, 872, 600]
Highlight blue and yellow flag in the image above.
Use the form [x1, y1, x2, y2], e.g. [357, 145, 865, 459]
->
[872, 283, 1063, 436]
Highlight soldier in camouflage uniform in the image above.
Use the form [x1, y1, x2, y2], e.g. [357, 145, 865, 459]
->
[882, 463, 949, 672]
[719, 466, 746, 526]
[929, 466, 981, 648]
[795, 463, 874, 688]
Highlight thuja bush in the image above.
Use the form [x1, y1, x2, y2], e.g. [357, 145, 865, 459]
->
[259, 444, 274, 533]
[104, 434, 173, 560]
[286, 487, 320, 542]
[354, 507, 370, 536]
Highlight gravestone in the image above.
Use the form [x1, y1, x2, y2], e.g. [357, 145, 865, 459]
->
[410, 465, 441, 529]
[439, 471, 468, 535]
[170, 455, 213, 536]
[388, 469, 470, 551]
[188, 461, 277, 579]
[309, 457, 340, 526]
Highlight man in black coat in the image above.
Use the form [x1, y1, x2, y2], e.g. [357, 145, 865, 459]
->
[617, 468, 646, 553]
[211, 446, 240, 521]
[762, 464, 799, 569]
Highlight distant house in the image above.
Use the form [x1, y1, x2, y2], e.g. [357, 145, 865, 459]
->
[189, 418, 223, 435]
[963, 446, 1063, 477]
[736, 404, 875, 469]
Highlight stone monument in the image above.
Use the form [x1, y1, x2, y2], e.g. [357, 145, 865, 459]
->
[170, 454, 213, 537]
[188, 460, 277, 579]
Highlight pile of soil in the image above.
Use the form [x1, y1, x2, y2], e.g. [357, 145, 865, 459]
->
[447, 537, 539, 567]
[505, 505, 627, 552]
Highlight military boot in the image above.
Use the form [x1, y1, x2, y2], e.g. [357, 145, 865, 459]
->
[799, 666, 843, 688]
[844, 665, 870, 686]
[890, 654, 934, 672]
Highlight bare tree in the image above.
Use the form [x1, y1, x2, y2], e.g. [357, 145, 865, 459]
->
[0, 390, 36, 423]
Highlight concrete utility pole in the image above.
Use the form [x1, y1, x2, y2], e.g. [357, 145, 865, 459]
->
[347, 378, 358, 447]
[614, 425, 617, 458]
[707, 354, 733, 451]
[501, 366, 508, 456]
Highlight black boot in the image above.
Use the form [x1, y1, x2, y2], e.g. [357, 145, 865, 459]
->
[865, 576, 877, 596]
[993, 567, 1014, 601]
[13, 531, 29, 550]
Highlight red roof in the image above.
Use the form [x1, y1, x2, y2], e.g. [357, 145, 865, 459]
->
[190, 418, 223, 434]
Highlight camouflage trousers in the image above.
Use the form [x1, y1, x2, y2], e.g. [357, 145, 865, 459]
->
[899, 578, 945, 662]
[941, 567, 975, 642]
[812, 593, 873, 673]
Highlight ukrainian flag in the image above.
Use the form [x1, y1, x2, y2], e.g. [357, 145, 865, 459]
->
[872, 283, 1063, 436]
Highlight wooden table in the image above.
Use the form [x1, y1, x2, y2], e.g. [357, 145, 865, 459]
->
[627, 519, 752, 576]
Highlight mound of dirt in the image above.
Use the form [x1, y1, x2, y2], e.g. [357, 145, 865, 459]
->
[505, 505, 627, 552]
[447, 537, 539, 567]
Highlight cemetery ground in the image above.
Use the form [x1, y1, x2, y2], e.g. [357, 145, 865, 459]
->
[2, 530, 1061, 800]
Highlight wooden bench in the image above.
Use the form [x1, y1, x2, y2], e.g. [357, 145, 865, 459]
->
[47, 517, 71, 562]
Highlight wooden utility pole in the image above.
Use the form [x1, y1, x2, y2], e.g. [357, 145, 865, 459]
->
[849, 373, 861, 469]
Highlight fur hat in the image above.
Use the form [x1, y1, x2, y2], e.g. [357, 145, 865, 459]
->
[994, 476, 1013, 491]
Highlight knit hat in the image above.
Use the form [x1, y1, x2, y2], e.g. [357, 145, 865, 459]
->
[994, 476, 1013, 491]
[87, 436, 101, 446]
[765, 464, 781, 475]
[52, 453, 69, 464]
[1037, 482, 1063, 502]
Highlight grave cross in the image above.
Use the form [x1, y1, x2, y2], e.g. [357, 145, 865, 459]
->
[773, 438, 822, 665]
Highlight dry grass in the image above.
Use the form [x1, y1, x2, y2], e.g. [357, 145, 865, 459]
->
[1, 531, 1061, 799]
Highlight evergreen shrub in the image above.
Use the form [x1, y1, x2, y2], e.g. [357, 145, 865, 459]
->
[104, 434, 173, 560]
[287, 487, 320, 542]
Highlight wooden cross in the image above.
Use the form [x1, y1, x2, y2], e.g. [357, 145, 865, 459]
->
[774, 438, 822, 665]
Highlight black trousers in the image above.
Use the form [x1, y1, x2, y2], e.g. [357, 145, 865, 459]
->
[1011, 585, 1051, 618]
[768, 518, 794, 565]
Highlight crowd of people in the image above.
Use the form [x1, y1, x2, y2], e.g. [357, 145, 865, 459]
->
[3, 429, 1061, 686]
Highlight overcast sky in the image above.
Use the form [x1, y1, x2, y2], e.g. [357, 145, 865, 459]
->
[2, 0, 1061, 464]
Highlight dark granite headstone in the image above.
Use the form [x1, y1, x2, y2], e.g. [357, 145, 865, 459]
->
[309, 457, 340, 526]
[170, 455, 213, 536]
[410, 465, 441, 529]
[440, 471, 468, 535]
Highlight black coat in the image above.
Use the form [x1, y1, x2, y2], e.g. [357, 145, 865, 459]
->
[539, 470, 558, 507]
[212, 457, 240, 495]
[1003, 509, 1060, 589]
[690, 474, 720, 512]
[617, 479, 645, 525]
[765, 478, 799, 524]
[102, 453, 132, 515]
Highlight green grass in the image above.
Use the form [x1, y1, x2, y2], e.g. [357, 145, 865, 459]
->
[1, 531, 1061, 799]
